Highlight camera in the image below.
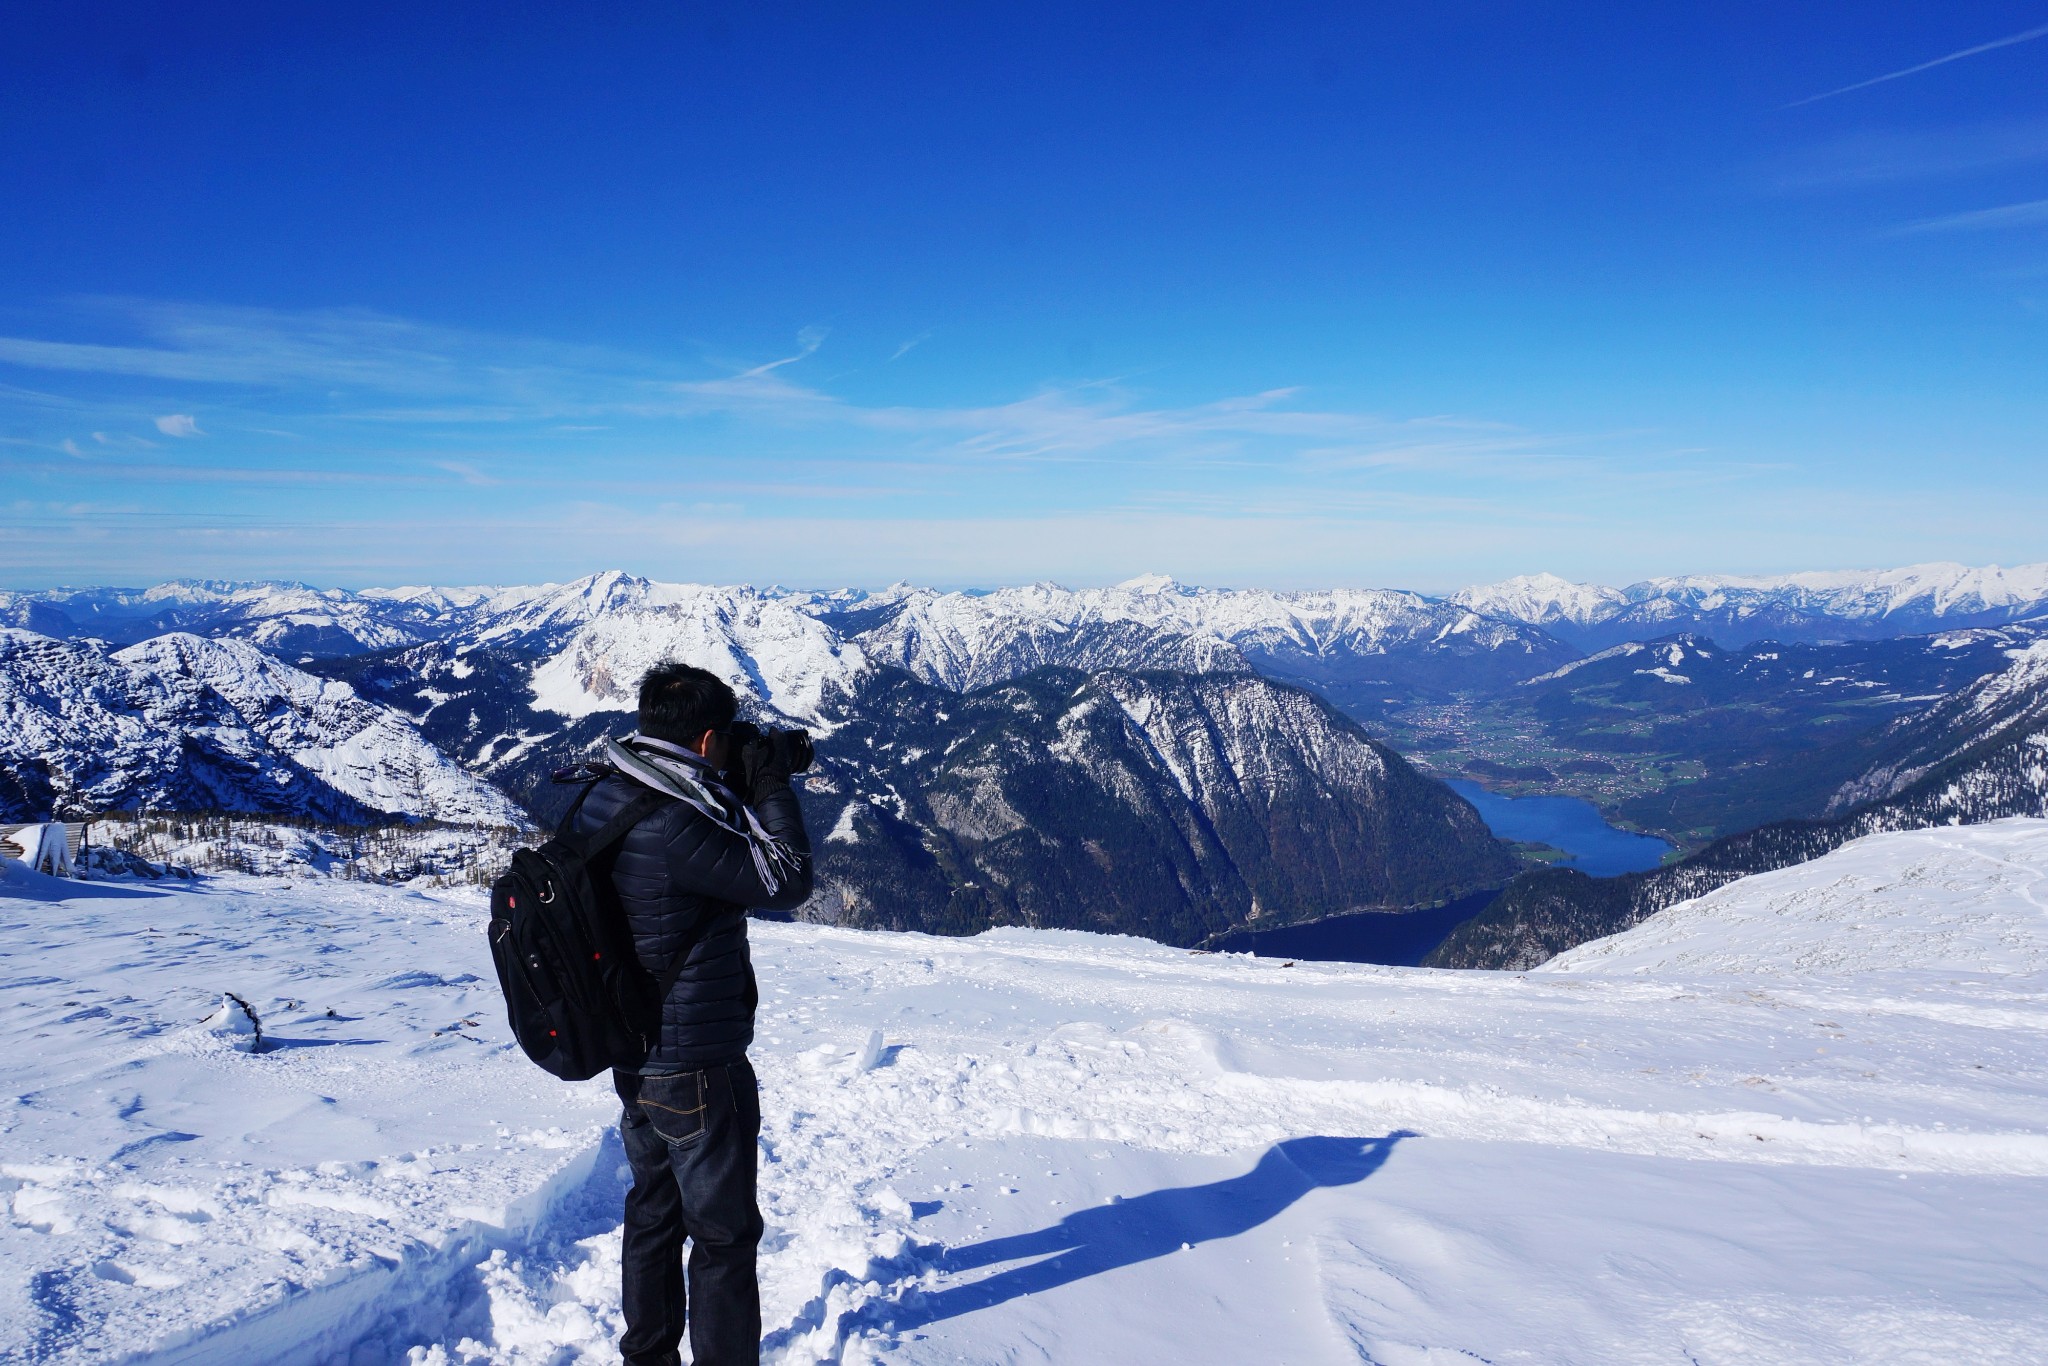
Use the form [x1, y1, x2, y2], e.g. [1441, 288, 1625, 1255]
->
[724, 721, 814, 774]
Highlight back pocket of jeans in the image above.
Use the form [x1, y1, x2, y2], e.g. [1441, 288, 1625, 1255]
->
[639, 1071, 706, 1146]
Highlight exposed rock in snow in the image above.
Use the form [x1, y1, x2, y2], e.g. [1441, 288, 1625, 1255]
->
[1831, 640, 2048, 817]
[789, 665, 1513, 945]
[196, 992, 263, 1051]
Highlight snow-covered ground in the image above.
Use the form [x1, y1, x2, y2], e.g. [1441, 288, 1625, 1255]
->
[6, 821, 2048, 1364]
[1545, 820, 2048, 977]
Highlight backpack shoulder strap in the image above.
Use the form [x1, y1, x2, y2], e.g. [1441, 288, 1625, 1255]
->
[553, 777, 601, 839]
[561, 788, 674, 861]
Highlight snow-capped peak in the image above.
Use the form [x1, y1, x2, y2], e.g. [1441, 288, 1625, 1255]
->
[522, 586, 870, 724]
[1451, 573, 1628, 628]
[1, 628, 524, 827]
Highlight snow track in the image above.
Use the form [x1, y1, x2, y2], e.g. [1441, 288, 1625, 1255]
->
[8, 824, 2048, 1363]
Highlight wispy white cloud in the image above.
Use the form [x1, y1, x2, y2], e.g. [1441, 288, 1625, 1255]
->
[0, 301, 1535, 474]
[1890, 197, 2048, 236]
[434, 460, 497, 486]
[1764, 119, 2048, 192]
[1788, 21, 2048, 108]
[0, 299, 659, 403]
[6, 459, 442, 487]
[890, 330, 934, 361]
[736, 326, 828, 380]
[0, 298, 1722, 529]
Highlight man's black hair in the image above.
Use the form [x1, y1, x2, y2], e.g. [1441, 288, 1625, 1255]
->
[638, 662, 738, 746]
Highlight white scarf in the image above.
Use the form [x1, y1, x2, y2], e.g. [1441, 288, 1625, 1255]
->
[603, 733, 804, 896]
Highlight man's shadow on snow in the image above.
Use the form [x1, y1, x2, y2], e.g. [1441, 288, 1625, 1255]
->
[885, 1131, 1413, 1331]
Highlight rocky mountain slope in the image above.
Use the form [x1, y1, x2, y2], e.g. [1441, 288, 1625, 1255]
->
[0, 629, 525, 827]
[803, 666, 1514, 944]
[1427, 638, 2048, 969]
[520, 597, 869, 724]
[1828, 639, 2048, 817]
[437, 660, 1516, 946]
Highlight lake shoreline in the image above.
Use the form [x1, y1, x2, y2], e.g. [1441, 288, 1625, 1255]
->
[1448, 778, 1673, 877]
[1207, 888, 1504, 966]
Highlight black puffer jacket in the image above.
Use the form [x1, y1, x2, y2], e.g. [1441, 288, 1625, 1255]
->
[572, 761, 812, 1073]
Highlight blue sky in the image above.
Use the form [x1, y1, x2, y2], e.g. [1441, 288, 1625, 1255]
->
[2, 2, 2045, 591]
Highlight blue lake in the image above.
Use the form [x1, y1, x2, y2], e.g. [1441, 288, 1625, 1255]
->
[1182, 781, 1676, 968]
[1208, 889, 1500, 967]
[1446, 779, 1673, 878]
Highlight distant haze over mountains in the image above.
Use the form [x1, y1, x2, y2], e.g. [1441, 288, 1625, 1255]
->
[6, 560, 2045, 669]
[1454, 562, 2048, 650]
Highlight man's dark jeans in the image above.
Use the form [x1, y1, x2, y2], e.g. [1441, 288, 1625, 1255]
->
[615, 1061, 764, 1366]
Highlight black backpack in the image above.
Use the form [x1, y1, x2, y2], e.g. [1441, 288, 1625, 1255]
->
[487, 784, 681, 1081]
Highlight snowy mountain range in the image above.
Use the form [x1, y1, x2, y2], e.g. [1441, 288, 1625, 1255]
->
[0, 580, 465, 657]
[0, 602, 1512, 939]
[852, 577, 1574, 695]
[0, 629, 525, 828]
[8, 560, 2045, 941]
[13, 559, 2047, 680]
[1455, 561, 2048, 650]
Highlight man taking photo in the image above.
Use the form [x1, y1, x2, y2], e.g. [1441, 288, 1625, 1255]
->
[570, 661, 814, 1366]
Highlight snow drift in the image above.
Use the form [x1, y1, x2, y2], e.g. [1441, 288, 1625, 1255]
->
[5, 821, 2047, 1363]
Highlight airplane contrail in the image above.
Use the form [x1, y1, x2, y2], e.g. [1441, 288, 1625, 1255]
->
[1787, 20, 2048, 108]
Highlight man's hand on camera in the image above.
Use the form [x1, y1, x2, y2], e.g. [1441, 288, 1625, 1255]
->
[739, 728, 812, 800]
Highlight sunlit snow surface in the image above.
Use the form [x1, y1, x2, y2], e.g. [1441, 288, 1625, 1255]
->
[6, 822, 2048, 1364]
